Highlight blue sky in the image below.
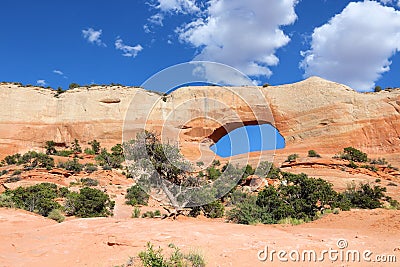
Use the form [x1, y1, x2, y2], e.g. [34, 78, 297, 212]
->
[210, 124, 285, 157]
[1, 0, 400, 92]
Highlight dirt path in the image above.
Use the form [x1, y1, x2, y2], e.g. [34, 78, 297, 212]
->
[112, 194, 132, 219]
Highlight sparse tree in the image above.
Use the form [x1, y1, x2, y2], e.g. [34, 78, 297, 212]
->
[88, 139, 101, 154]
[69, 83, 80, 89]
[45, 141, 57, 155]
[71, 139, 82, 154]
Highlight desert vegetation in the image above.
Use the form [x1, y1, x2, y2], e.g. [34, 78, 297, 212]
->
[115, 242, 205, 267]
[0, 183, 114, 220]
[2, 151, 54, 170]
[1, 135, 399, 226]
[121, 132, 399, 223]
[333, 147, 399, 171]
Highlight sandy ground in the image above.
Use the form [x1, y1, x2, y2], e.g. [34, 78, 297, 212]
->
[1, 153, 400, 266]
[0, 207, 399, 267]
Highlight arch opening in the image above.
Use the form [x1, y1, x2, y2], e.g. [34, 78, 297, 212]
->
[209, 123, 286, 158]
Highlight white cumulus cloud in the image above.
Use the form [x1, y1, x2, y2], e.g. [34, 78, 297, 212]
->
[145, 0, 200, 32]
[36, 80, 46, 86]
[82, 28, 106, 47]
[115, 37, 143, 58]
[177, 0, 299, 79]
[53, 70, 64, 75]
[301, 1, 400, 91]
[53, 69, 68, 79]
[155, 0, 200, 14]
[148, 13, 165, 26]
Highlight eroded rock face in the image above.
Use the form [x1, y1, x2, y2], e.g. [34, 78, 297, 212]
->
[266, 77, 400, 154]
[0, 77, 399, 159]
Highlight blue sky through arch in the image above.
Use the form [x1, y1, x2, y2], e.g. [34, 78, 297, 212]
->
[165, 82, 219, 94]
[210, 124, 285, 158]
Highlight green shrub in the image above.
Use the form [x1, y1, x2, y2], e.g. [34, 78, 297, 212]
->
[308, 150, 321, 158]
[333, 208, 340, 214]
[48, 209, 65, 223]
[387, 198, 400, 210]
[84, 148, 95, 155]
[343, 183, 386, 209]
[33, 152, 55, 170]
[84, 163, 98, 173]
[387, 164, 399, 171]
[262, 83, 270, 88]
[4, 153, 21, 165]
[55, 87, 65, 97]
[206, 166, 221, 181]
[45, 141, 57, 155]
[190, 200, 225, 218]
[102, 165, 112, 170]
[139, 242, 167, 267]
[196, 161, 204, 167]
[229, 173, 342, 224]
[227, 195, 267, 225]
[255, 161, 280, 179]
[370, 158, 387, 165]
[360, 164, 378, 172]
[88, 140, 101, 154]
[227, 189, 249, 206]
[154, 209, 161, 217]
[4, 152, 54, 170]
[132, 207, 141, 218]
[58, 158, 83, 173]
[184, 251, 206, 267]
[212, 159, 220, 166]
[286, 154, 299, 162]
[141, 210, 162, 218]
[138, 242, 205, 267]
[203, 200, 224, 218]
[374, 85, 382, 92]
[8, 183, 61, 216]
[55, 150, 74, 157]
[126, 185, 149, 206]
[0, 169, 8, 176]
[64, 187, 114, 217]
[69, 83, 80, 89]
[323, 208, 333, 214]
[0, 193, 14, 208]
[5, 176, 21, 183]
[375, 178, 381, 183]
[341, 147, 368, 162]
[71, 139, 82, 153]
[80, 178, 99, 186]
[58, 187, 70, 197]
[12, 169, 22, 176]
[95, 147, 124, 169]
[123, 169, 133, 178]
[277, 217, 306, 225]
[142, 211, 155, 218]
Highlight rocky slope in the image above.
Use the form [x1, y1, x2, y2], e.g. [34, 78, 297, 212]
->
[1, 77, 399, 161]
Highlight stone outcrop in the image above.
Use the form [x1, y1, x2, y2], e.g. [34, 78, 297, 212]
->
[0, 77, 399, 159]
